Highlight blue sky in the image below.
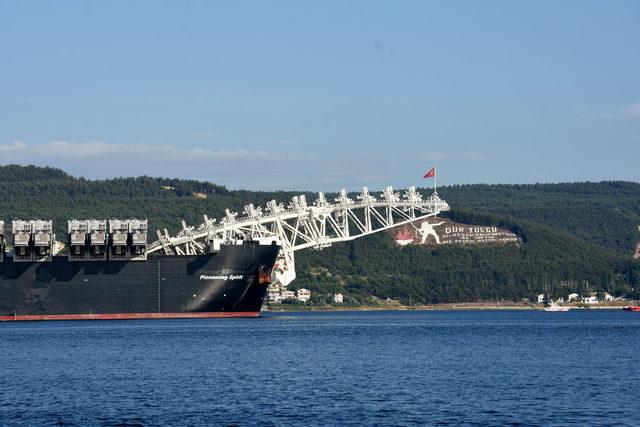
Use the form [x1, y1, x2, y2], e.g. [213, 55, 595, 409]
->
[1, 0, 638, 190]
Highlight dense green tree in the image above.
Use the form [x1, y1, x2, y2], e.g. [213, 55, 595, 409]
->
[1, 164, 639, 303]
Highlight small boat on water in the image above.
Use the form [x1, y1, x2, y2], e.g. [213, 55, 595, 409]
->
[623, 306, 640, 312]
[544, 301, 570, 312]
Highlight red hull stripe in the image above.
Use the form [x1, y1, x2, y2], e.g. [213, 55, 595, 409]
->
[0, 311, 260, 322]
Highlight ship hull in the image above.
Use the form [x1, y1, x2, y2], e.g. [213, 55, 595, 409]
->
[0, 243, 280, 321]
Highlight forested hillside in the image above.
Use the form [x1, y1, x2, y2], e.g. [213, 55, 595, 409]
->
[1, 164, 639, 303]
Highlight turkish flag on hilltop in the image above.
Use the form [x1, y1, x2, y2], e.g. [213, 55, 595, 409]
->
[423, 167, 436, 179]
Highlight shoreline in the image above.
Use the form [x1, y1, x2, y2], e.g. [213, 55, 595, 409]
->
[265, 301, 636, 312]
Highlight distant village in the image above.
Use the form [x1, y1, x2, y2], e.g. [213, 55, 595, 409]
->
[267, 283, 343, 304]
[266, 283, 631, 307]
[536, 292, 628, 305]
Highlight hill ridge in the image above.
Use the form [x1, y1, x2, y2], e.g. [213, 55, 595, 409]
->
[1, 164, 638, 303]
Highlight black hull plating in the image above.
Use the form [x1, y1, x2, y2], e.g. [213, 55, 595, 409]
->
[0, 243, 280, 319]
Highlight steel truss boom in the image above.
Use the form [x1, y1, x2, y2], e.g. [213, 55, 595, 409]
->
[147, 186, 449, 286]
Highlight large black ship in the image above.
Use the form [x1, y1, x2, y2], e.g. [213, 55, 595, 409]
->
[0, 186, 449, 321]
[0, 219, 279, 321]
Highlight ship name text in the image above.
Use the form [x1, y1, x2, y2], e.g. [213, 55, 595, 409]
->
[199, 274, 244, 281]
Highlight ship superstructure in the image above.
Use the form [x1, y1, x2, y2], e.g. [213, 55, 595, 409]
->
[149, 186, 449, 286]
[68, 219, 108, 261]
[12, 219, 54, 262]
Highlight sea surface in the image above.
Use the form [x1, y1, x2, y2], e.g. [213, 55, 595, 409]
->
[1, 310, 639, 426]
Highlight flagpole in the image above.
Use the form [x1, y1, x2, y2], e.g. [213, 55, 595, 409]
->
[434, 166, 437, 194]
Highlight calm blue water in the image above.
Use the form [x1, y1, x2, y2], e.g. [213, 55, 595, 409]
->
[1, 310, 639, 426]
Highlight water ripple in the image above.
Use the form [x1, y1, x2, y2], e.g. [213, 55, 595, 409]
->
[1, 310, 639, 425]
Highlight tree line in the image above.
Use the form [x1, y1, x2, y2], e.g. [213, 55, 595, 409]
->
[1, 164, 639, 303]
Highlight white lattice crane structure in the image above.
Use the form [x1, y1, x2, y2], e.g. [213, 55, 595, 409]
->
[147, 186, 449, 286]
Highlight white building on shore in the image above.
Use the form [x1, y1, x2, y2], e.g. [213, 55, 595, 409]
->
[267, 283, 284, 303]
[266, 284, 312, 303]
[281, 290, 296, 300]
[297, 288, 311, 302]
[334, 293, 344, 303]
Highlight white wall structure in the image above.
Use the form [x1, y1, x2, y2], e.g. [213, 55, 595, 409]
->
[281, 290, 296, 300]
[297, 289, 311, 302]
